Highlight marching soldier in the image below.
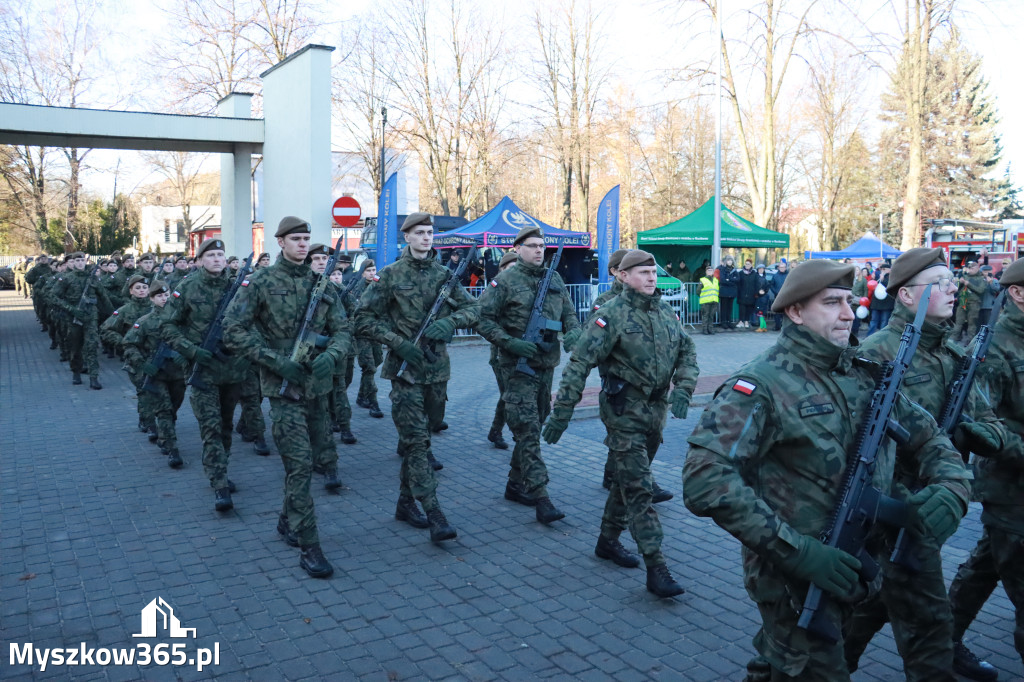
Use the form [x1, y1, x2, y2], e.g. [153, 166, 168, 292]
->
[100, 274, 154, 433]
[50, 252, 113, 389]
[223, 218, 352, 579]
[947, 257, 1024, 677]
[476, 226, 581, 525]
[24, 254, 52, 333]
[682, 260, 971, 680]
[355, 213, 479, 544]
[349, 259, 385, 420]
[122, 253, 157, 298]
[161, 238, 249, 512]
[586, 249, 630, 323]
[844, 248, 1007, 681]
[543, 250, 697, 598]
[124, 280, 187, 469]
[484, 252, 519, 450]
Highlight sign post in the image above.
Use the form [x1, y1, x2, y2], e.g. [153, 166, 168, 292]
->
[332, 196, 361, 253]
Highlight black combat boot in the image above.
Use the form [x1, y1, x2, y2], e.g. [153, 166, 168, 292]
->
[277, 514, 299, 547]
[395, 496, 429, 529]
[299, 544, 333, 579]
[323, 466, 342, 492]
[138, 419, 148, 433]
[89, 376, 102, 390]
[227, 479, 237, 493]
[48, 339, 58, 350]
[339, 429, 357, 445]
[651, 482, 674, 504]
[431, 421, 448, 433]
[487, 428, 509, 450]
[331, 423, 341, 433]
[602, 467, 614, 490]
[504, 481, 538, 507]
[426, 509, 457, 543]
[428, 452, 443, 471]
[148, 426, 159, 443]
[368, 401, 383, 419]
[595, 535, 641, 568]
[253, 436, 270, 456]
[72, 371, 82, 385]
[646, 564, 685, 598]
[214, 487, 233, 512]
[953, 640, 999, 681]
[167, 449, 183, 469]
[356, 396, 368, 409]
[535, 497, 565, 525]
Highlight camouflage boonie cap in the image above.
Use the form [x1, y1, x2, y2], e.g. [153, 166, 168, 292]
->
[1000, 258, 1024, 287]
[401, 212, 433, 233]
[275, 216, 311, 237]
[513, 225, 544, 246]
[619, 250, 656, 271]
[772, 260, 855, 312]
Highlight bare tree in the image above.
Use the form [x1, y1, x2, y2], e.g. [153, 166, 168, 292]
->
[143, 152, 215, 235]
[249, 0, 319, 64]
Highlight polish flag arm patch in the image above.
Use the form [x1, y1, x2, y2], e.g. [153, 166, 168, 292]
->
[241, 279, 250, 287]
[594, 317, 607, 328]
[490, 279, 497, 287]
[593, 304, 600, 311]
[133, 323, 140, 328]
[112, 310, 118, 315]
[172, 290, 181, 298]
[733, 379, 756, 395]
[373, 275, 380, 282]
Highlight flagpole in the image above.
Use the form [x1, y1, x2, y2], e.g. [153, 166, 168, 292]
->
[712, 0, 723, 267]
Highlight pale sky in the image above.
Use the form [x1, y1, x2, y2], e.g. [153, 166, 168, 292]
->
[73, 0, 1024, 215]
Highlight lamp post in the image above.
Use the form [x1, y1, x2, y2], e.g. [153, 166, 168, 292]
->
[380, 105, 388, 199]
[712, 0, 723, 268]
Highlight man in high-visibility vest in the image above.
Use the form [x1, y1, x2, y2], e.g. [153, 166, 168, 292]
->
[698, 265, 719, 335]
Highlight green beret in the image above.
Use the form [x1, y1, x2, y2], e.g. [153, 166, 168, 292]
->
[771, 260, 855, 312]
[888, 247, 946, 291]
[139, 252, 155, 262]
[513, 225, 544, 246]
[127, 275, 148, 289]
[275, 216, 311, 238]
[257, 252, 270, 261]
[226, 256, 239, 264]
[175, 255, 188, 264]
[196, 238, 225, 259]
[608, 249, 631, 273]
[148, 280, 170, 297]
[360, 259, 376, 271]
[123, 253, 135, 260]
[401, 212, 433, 232]
[69, 251, 85, 259]
[306, 243, 334, 258]
[619, 250, 656, 271]
[1000, 259, 1024, 288]
[499, 252, 518, 269]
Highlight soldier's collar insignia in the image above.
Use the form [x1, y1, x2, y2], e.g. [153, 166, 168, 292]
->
[732, 379, 756, 395]
[595, 317, 607, 328]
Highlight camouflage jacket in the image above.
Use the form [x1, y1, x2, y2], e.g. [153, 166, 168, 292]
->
[99, 272, 125, 309]
[49, 267, 113, 322]
[121, 266, 158, 298]
[355, 248, 479, 384]
[223, 255, 352, 397]
[586, 280, 623, 323]
[160, 267, 249, 386]
[552, 286, 698, 427]
[477, 255, 580, 371]
[124, 308, 186, 380]
[972, 302, 1024, 531]
[24, 262, 52, 287]
[682, 322, 971, 605]
[100, 297, 152, 350]
[962, 273, 987, 305]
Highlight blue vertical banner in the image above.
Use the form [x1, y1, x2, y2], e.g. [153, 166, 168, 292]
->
[376, 172, 399, 268]
[596, 185, 621, 286]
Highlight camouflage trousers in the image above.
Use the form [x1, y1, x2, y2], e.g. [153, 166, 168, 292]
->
[268, 396, 324, 547]
[65, 319, 100, 377]
[236, 368, 265, 439]
[960, 302, 981, 342]
[701, 302, 717, 334]
[390, 380, 445, 505]
[489, 362, 506, 435]
[356, 339, 383, 404]
[949, 525, 1024, 663]
[753, 594, 853, 680]
[189, 382, 242, 489]
[843, 535, 955, 681]
[309, 392, 339, 472]
[142, 376, 186, 453]
[330, 366, 351, 430]
[343, 354, 355, 389]
[499, 366, 553, 498]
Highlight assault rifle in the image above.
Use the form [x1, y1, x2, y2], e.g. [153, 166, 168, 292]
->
[396, 246, 477, 384]
[186, 252, 254, 390]
[72, 264, 101, 326]
[280, 236, 347, 401]
[515, 242, 565, 377]
[140, 342, 183, 394]
[889, 289, 1005, 569]
[797, 285, 934, 644]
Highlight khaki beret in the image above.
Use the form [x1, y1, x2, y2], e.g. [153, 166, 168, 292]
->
[123, 253, 135, 260]
[360, 259, 377, 271]
[401, 212, 433, 232]
[499, 252, 518, 269]
[196, 238, 225, 259]
[1000, 259, 1024, 287]
[257, 252, 270, 261]
[275, 215, 311, 238]
[148, 280, 170, 297]
[69, 251, 85, 259]
[175, 255, 188, 263]
[127, 275, 148, 289]
[619, 250, 656, 271]
[307, 243, 334, 258]
[608, 249, 631, 273]
[771, 260, 855, 312]
[513, 225, 544, 246]
[226, 256, 239, 264]
[888, 247, 946, 291]
[139, 252, 155, 261]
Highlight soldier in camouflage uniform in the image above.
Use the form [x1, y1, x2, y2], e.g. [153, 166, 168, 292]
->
[959, 260, 986, 343]
[161, 239, 249, 512]
[476, 226, 581, 525]
[13, 256, 31, 298]
[947, 257, 1024, 677]
[349, 260, 385, 419]
[100, 274, 155, 431]
[49, 253, 113, 389]
[682, 259, 972, 681]
[484, 252, 519, 450]
[24, 255, 52, 333]
[124, 280, 187, 468]
[544, 250, 697, 598]
[230, 257, 270, 459]
[224, 218, 351, 579]
[355, 213, 480, 544]
[324, 258, 356, 444]
[35, 258, 64, 352]
[844, 248, 1007, 681]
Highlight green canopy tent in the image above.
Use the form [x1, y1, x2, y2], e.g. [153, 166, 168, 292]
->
[637, 198, 790, 282]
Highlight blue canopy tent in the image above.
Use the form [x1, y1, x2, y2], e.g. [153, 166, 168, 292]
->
[804, 232, 902, 260]
[433, 196, 592, 249]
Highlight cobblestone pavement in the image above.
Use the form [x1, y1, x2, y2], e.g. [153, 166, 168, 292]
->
[2, 290, 1020, 681]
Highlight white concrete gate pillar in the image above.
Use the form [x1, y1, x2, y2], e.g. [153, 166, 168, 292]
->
[260, 45, 335, 257]
[217, 92, 255, 259]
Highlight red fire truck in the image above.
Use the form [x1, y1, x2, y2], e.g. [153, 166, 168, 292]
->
[924, 218, 1021, 274]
